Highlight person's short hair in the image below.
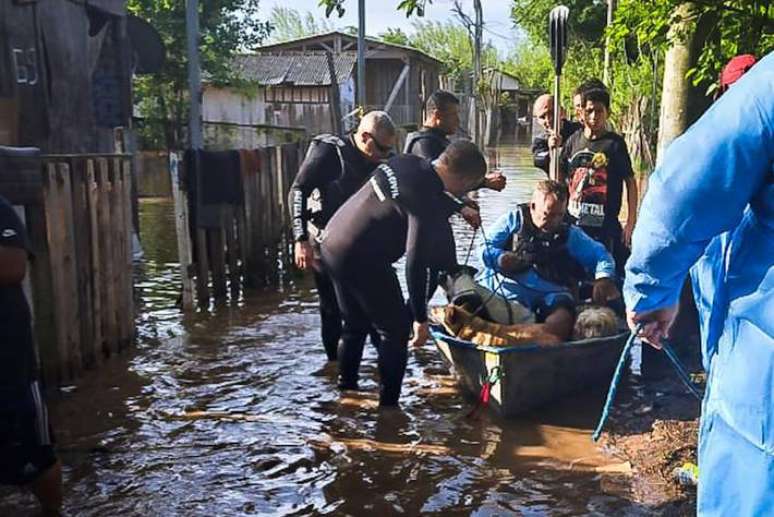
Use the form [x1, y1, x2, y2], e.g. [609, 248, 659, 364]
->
[425, 90, 460, 114]
[438, 140, 486, 180]
[358, 110, 396, 137]
[580, 88, 610, 110]
[534, 180, 568, 204]
[573, 78, 607, 97]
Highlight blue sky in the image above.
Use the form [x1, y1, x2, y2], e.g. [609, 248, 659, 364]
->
[258, 0, 521, 55]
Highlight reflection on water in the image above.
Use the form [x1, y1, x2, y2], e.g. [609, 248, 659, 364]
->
[2, 146, 648, 516]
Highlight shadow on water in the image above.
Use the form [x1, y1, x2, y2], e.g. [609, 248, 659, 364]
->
[3, 146, 666, 516]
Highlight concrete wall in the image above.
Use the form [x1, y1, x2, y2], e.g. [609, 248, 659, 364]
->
[203, 86, 266, 126]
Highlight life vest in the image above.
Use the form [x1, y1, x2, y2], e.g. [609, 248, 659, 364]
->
[403, 127, 449, 159]
[506, 203, 585, 287]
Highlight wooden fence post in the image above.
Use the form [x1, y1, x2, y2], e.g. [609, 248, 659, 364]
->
[169, 152, 194, 310]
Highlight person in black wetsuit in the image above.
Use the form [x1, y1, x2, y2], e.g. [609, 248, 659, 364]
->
[320, 140, 488, 407]
[288, 111, 396, 361]
[404, 90, 506, 224]
[530, 93, 583, 175]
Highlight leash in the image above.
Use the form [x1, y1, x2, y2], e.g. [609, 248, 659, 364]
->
[592, 325, 640, 441]
[592, 324, 704, 441]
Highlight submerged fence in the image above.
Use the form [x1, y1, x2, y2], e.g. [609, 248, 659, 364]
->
[171, 142, 305, 309]
[0, 150, 134, 384]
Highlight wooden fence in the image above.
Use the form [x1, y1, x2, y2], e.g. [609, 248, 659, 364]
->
[171, 143, 304, 309]
[0, 151, 134, 385]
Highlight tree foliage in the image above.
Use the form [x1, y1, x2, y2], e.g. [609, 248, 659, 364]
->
[319, 0, 431, 17]
[510, 0, 606, 46]
[127, 0, 272, 149]
[611, 0, 773, 94]
[267, 6, 335, 43]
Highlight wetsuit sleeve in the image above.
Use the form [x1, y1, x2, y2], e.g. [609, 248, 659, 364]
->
[288, 142, 340, 241]
[531, 132, 550, 174]
[405, 210, 456, 323]
[409, 137, 444, 161]
[479, 210, 521, 270]
[623, 60, 774, 313]
[567, 227, 615, 279]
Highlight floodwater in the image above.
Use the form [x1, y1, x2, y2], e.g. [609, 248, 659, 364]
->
[3, 146, 652, 516]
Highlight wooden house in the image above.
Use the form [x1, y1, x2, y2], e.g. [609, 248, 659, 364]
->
[202, 31, 443, 145]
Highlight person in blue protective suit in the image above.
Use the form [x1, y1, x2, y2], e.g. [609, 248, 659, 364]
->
[477, 180, 620, 341]
[624, 52, 773, 516]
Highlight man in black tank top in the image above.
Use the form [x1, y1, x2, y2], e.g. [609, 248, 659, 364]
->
[288, 111, 396, 361]
[320, 141, 487, 407]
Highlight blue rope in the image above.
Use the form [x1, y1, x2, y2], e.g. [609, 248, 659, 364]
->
[662, 340, 703, 400]
[591, 326, 640, 442]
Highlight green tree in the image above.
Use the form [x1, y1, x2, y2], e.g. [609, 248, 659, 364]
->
[127, 0, 272, 150]
[267, 6, 336, 43]
[379, 27, 411, 46]
[511, 0, 607, 46]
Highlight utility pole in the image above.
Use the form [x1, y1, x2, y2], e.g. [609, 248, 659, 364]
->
[357, 0, 366, 110]
[186, 0, 203, 149]
[603, 0, 616, 86]
[472, 0, 483, 146]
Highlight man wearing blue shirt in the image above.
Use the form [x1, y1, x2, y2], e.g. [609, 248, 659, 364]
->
[477, 180, 620, 341]
[625, 52, 773, 515]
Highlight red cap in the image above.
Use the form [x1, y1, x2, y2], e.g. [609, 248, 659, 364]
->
[720, 54, 757, 90]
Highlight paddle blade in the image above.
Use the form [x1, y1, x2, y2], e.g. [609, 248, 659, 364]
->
[549, 5, 570, 72]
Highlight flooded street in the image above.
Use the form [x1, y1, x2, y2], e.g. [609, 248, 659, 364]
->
[4, 146, 650, 515]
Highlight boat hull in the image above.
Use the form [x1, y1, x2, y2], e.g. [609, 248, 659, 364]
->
[431, 325, 629, 417]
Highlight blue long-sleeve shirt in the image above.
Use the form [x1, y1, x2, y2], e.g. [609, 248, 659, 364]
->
[479, 208, 616, 286]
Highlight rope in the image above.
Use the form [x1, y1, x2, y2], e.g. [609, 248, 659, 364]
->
[466, 366, 504, 419]
[662, 340, 703, 400]
[592, 325, 640, 442]
[463, 227, 478, 266]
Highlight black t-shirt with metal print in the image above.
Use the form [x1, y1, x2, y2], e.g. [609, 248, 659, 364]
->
[560, 130, 634, 235]
[0, 195, 35, 388]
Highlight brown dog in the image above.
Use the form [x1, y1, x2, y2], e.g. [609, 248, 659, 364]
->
[432, 305, 561, 347]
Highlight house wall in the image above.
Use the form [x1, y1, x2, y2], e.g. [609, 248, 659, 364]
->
[202, 86, 266, 126]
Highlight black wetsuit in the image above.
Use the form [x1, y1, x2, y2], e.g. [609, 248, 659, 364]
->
[288, 134, 379, 360]
[531, 119, 582, 175]
[404, 126, 467, 217]
[320, 154, 457, 406]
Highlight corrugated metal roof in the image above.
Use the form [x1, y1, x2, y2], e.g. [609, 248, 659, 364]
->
[231, 52, 357, 86]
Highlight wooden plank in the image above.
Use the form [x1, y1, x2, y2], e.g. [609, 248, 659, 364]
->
[110, 158, 128, 350]
[121, 158, 135, 346]
[67, 157, 96, 369]
[46, 163, 81, 380]
[97, 158, 118, 355]
[25, 196, 60, 385]
[223, 205, 239, 296]
[195, 228, 210, 308]
[169, 152, 194, 310]
[86, 159, 104, 364]
[208, 217, 228, 302]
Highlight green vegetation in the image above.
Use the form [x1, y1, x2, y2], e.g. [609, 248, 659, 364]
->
[128, 0, 271, 149]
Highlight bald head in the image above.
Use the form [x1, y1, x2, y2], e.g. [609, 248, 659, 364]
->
[533, 94, 555, 131]
[355, 110, 397, 162]
[357, 110, 396, 140]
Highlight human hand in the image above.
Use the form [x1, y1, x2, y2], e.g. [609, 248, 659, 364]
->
[627, 305, 679, 350]
[484, 171, 506, 191]
[592, 277, 621, 305]
[547, 131, 563, 149]
[294, 240, 314, 270]
[623, 221, 635, 248]
[409, 321, 430, 347]
[462, 196, 480, 210]
[498, 252, 532, 274]
[460, 206, 481, 229]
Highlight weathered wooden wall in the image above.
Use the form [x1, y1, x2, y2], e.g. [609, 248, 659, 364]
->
[171, 143, 305, 309]
[0, 152, 135, 385]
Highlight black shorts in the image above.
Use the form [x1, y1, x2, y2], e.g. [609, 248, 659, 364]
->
[0, 381, 57, 486]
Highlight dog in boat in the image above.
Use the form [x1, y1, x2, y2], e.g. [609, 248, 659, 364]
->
[432, 304, 619, 347]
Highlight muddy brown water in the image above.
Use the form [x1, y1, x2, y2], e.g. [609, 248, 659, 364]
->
[3, 146, 654, 516]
